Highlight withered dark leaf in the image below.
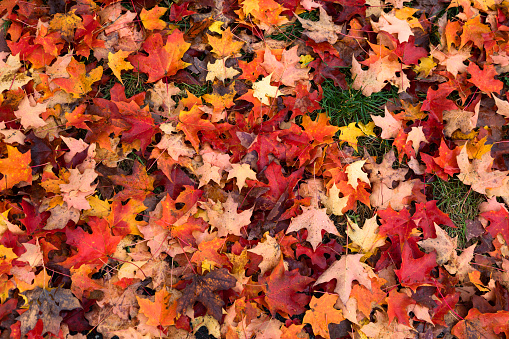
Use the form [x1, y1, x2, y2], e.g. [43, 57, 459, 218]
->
[176, 268, 236, 321]
[18, 287, 81, 336]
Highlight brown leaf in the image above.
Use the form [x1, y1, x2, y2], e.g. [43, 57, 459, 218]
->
[177, 268, 236, 321]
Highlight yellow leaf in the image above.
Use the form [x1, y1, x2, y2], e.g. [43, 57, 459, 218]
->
[108, 50, 134, 84]
[358, 121, 376, 137]
[208, 21, 225, 34]
[414, 56, 437, 77]
[140, 5, 167, 30]
[338, 122, 365, 151]
[466, 136, 492, 159]
[299, 54, 314, 66]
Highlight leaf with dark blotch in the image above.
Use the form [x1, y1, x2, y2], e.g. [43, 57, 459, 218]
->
[18, 287, 81, 336]
[177, 268, 236, 321]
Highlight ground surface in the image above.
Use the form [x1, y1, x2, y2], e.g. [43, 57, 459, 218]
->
[1, 0, 509, 338]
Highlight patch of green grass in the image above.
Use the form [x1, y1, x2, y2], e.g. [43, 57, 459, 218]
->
[176, 82, 212, 97]
[428, 176, 485, 247]
[100, 72, 150, 100]
[1, 19, 11, 32]
[355, 135, 393, 158]
[321, 77, 398, 127]
[267, 10, 319, 41]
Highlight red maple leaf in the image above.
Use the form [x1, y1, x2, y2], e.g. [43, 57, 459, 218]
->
[259, 257, 314, 317]
[61, 217, 122, 269]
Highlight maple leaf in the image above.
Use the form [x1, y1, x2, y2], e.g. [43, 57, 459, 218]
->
[0, 54, 32, 93]
[347, 216, 386, 257]
[52, 57, 103, 98]
[252, 74, 281, 105]
[301, 113, 340, 146]
[418, 223, 458, 265]
[227, 163, 257, 191]
[207, 27, 245, 58]
[376, 12, 414, 43]
[204, 194, 253, 237]
[177, 268, 236, 321]
[61, 217, 122, 269]
[360, 310, 415, 338]
[298, 7, 343, 44]
[337, 122, 365, 151]
[137, 288, 178, 327]
[177, 105, 215, 151]
[18, 287, 81, 336]
[59, 168, 98, 210]
[371, 109, 403, 139]
[108, 50, 133, 84]
[467, 62, 503, 96]
[481, 208, 509, 244]
[286, 205, 340, 250]
[70, 264, 103, 300]
[48, 9, 83, 41]
[321, 183, 349, 216]
[345, 160, 370, 189]
[303, 294, 344, 338]
[260, 46, 310, 87]
[0, 245, 17, 276]
[128, 31, 191, 82]
[14, 95, 48, 129]
[394, 245, 437, 291]
[412, 200, 456, 238]
[206, 57, 240, 82]
[248, 232, 282, 275]
[140, 5, 167, 30]
[259, 257, 314, 316]
[315, 254, 372, 304]
[457, 146, 508, 194]
[452, 308, 509, 339]
[0, 146, 32, 190]
[460, 16, 491, 50]
[109, 161, 155, 202]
